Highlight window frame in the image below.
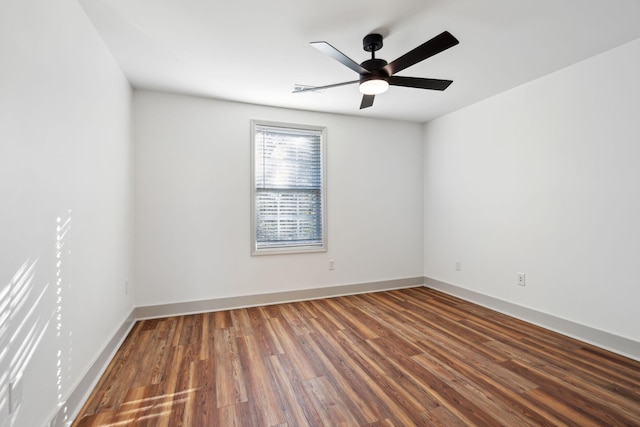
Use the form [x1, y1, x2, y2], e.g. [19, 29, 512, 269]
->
[250, 119, 327, 256]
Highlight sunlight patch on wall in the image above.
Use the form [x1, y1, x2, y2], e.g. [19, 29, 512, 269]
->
[0, 260, 11, 425]
[1, 257, 47, 426]
[1, 210, 74, 426]
[54, 210, 72, 425]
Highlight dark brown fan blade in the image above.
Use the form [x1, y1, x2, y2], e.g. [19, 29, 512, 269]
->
[383, 31, 459, 76]
[360, 94, 375, 109]
[293, 80, 359, 93]
[388, 76, 453, 91]
[311, 41, 369, 74]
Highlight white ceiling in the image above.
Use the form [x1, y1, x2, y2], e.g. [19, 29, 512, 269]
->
[79, 0, 640, 123]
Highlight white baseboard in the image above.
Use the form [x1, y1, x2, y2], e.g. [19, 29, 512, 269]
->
[424, 276, 640, 362]
[135, 277, 425, 319]
[49, 309, 136, 427]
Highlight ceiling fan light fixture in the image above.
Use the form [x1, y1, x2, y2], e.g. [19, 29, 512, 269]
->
[359, 78, 389, 95]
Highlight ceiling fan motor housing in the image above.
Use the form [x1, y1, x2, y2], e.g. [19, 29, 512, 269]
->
[363, 33, 383, 52]
[359, 58, 389, 84]
[361, 34, 388, 84]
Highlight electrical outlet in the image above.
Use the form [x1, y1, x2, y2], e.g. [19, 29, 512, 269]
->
[455, 260, 462, 271]
[124, 279, 130, 294]
[328, 259, 335, 270]
[517, 273, 526, 286]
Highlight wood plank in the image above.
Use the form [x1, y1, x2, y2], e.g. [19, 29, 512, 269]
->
[304, 332, 382, 424]
[189, 359, 216, 426]
[213, 327, 247, 408]
[278, 302, 314, 336]
[266, 354, 315, 427]
[302, 376, 361, 426]
[230, 308, 254, 338]
[212, 310, 232, 329]
[236, 334, 285, 426]
[153, 344, 184, 427]
[246, 306, 284, 356]
[268, 317, 319, 380]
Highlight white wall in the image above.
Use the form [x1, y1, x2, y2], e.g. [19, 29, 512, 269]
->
[423, 38, 640, 343]
[0, 0, 133, 425]
[133, 91, 424, 306]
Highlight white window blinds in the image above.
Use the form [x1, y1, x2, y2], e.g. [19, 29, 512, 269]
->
[252, 121, 326, 254]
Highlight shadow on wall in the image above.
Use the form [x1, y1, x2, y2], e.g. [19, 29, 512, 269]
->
[0, 210, 73, 427]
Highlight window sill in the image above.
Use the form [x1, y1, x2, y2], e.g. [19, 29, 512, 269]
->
[252, 245, 327, 256]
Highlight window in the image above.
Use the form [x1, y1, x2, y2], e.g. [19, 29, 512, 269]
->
[251, 120, 326, 255]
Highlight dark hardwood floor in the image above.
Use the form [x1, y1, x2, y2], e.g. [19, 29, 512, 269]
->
[73, 287, 640, 426]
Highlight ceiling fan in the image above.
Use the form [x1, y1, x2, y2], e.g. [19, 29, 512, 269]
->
[294, 31, 459, 109]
